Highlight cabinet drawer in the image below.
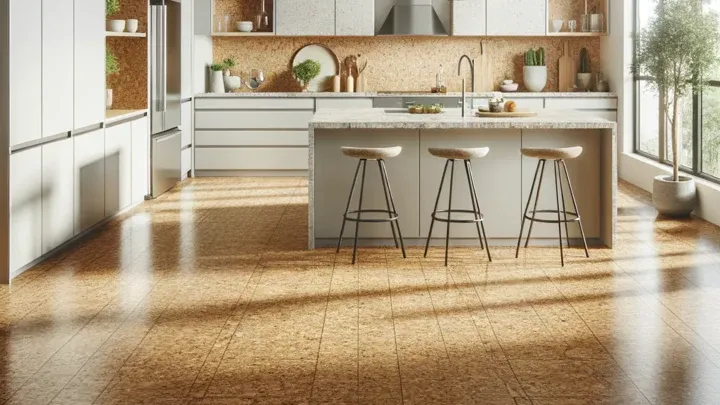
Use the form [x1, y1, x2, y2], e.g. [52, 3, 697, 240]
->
[195, 130, 309, 146]
[195, 110, 314, 130]
[316, 98, 373, 109]
[545, 98, 618, 110]
[194, 97, 314, 110]
[195, 147, 309, 170]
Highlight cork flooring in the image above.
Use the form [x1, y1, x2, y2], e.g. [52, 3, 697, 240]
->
[2, 177, 720, 404]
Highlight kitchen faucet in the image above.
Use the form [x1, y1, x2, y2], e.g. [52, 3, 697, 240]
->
[457, 54, 475, 117]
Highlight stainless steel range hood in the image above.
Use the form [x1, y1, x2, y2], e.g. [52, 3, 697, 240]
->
[377, 0, 448, 36]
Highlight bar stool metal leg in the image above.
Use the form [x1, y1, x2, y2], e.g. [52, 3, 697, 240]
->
[377, 160, 399, 249]
[424, 160, 450, 258]
[444, 160, 456, 266]
[337, 160, 363, 253]
[465, 160, 492, 262]
[557, 161, 571, 248]
[553, 161, 565, 267]
[352, 160, 368, 265]
[561, 160, 590, 258]
[516, 159, 542, 258]
[380, 159, 406, 258]
[463, 160, 484, 251]
[524, 159, 548, 248]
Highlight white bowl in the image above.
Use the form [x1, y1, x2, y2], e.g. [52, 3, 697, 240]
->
[107, 20, 126, 33]
[552, 19, 563, 32]
[503, 79, 514, 85]
[237, 21, 253, 32]
[126, 19, 139, 33]
[500, 83, 519, 92]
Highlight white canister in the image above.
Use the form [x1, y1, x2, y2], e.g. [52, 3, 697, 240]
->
[126, 19, 139, 33]
[211, 70, 225, 94]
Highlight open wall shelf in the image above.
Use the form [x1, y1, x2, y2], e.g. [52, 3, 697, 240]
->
[106, 31, 147, 38]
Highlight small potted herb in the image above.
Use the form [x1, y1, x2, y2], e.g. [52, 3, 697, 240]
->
[523, 47, 546, 92]
[222, 58, 242, 92]
[106, 0, 125, 32]
[106, 50, 120, 109]
[210, 63, 225, 93]
[292, 59, 321, 92]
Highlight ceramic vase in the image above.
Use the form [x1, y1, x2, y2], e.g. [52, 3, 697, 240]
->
[211, 70, 225, 93]
[224, 76, 242, 92]
[106, 89, 113, 109]
[523, 66, 547, 92]
[577, 73, 592, 91]
[126, 19, 139, 33]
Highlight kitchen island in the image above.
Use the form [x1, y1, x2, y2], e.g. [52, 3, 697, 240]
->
[308, 108, 617, 250]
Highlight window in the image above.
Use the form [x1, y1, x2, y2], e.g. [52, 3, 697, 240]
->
[634, 0, 720, 183]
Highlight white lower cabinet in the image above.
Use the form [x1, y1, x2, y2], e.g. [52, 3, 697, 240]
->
[182, 148, 192, 179]
[41, 138, 75, 254]
[131, 118, 149, 204]
[10, 148, 43, 273]
[74, 129, 106, 233]
[105, 123, 133, 216]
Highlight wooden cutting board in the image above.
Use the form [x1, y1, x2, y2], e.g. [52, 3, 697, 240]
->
[475, 111, 538, 118]
[474, 42, 493, 92]
[558, 41, 575, 92]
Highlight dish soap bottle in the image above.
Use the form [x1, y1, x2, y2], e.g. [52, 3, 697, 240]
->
[434, 64, 447, 93]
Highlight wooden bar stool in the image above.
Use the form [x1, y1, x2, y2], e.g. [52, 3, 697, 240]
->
[336, 146, 406, 264]
[515, 146, 590, 266]
[424, 147, 492, 266]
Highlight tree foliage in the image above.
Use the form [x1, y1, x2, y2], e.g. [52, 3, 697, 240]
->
[633, 0, 720, 180]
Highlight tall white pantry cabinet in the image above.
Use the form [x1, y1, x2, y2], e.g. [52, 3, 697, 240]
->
[2, 0, 150, 282]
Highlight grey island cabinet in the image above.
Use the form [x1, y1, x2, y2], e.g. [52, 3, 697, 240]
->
[308, 108, 617, 250]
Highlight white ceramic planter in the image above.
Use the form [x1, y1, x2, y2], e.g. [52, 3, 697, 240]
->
[652, 175, 697, 217]
[523, 66, 547, 92]
[106, 89, 113, 109]
[107, 20, 126, 32]
[126, 19, 139, 33]
[211, 70, 225, 94]
[577, 73, 592, 91]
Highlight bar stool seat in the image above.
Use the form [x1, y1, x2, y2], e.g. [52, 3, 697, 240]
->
[428, 147, 490, 160]
[341, 146, 402, 160]
[521, 146, 583, 160]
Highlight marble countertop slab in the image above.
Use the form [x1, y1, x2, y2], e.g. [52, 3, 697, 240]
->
[195, 91, 617, 99]
[309, 108, 618, 130]
[105, 109, 148, 125]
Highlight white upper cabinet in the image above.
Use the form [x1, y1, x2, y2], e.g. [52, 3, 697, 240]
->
[452, 0, 486, 36]
[276, 0, 336, 36]
[9, 0, 42, 146]
[42, 0, 75, 137]
[486, 0, 545, 36]
[336, 0, 374, 36]
[181, 0, 193, 99]
[74, 0, 106, 129]
[42, 138, 75, 254]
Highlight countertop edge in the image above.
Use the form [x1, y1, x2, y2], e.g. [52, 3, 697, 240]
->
[195, 92, 618, 99]
[105, 109, 148, 125]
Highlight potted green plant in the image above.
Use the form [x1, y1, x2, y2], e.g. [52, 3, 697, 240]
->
[106, 50, 120, 109]
[633, 0, 720, 216]
[210, 63, 226, 94]
[577, 47, 592, 91]
[106, 0, 125, 32]
[293, 59, 321, 92]
[523, 48, 546, 92]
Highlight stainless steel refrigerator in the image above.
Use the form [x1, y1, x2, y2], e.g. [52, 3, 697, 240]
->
[149, 0, 182, 198]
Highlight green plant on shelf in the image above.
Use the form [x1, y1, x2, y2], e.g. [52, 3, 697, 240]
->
[106, 50, 119, 77]
[292, 59, 321, 88]
[106, 0, 120, 16]
[524, 48, 545, 66]
[210, 63, 225, 72]
[223, 58, 237, 69]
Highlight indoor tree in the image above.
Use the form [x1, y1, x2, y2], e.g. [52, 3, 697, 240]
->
[633, 0, 720, 181]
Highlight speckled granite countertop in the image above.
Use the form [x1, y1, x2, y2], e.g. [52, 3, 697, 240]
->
[195, 91, 617, 99]
[309, 108, 617, 130]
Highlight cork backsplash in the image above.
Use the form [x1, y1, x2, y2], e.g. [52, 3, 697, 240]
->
[213, 36, 601, 93]
[106, 0, 148, 110]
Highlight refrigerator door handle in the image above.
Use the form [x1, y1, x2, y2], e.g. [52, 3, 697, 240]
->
[161, 3, 167, 113]
[152, 5, 163, 113]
